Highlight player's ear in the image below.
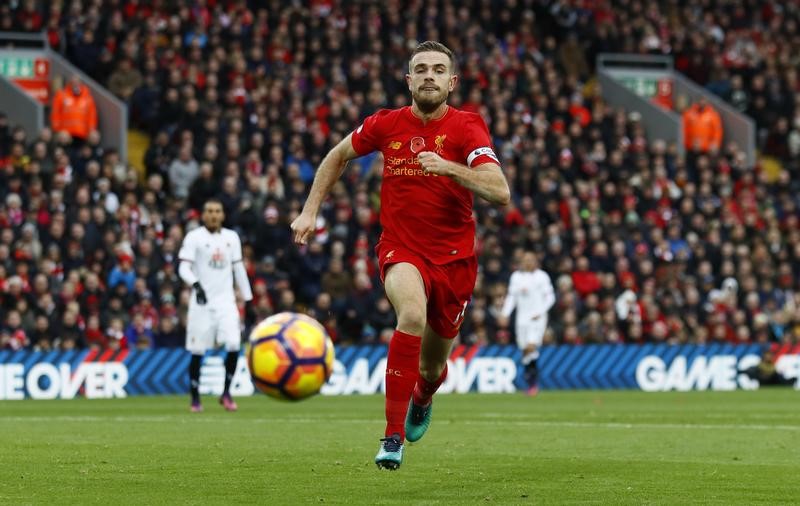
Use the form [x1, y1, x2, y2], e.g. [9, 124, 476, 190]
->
[405, 73, 412, 90]
[448, 73, 458, 92]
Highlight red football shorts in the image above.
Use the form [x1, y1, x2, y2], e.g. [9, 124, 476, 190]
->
[376, 240, 478, 339]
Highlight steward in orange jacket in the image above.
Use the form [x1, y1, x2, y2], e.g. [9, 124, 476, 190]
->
[682, 98, 723, 153]
[51, 76, 98, 141]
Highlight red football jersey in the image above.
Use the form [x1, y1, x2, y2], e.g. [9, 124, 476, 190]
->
[351, 106, 500, 264]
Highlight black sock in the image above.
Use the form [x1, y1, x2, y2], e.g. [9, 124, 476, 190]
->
[223, 351, 238, 395]
[525, 359, 539, 387]
[189, 354, 202, 403]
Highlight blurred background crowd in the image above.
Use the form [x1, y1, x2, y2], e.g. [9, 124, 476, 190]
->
[2, 0, 800, 351]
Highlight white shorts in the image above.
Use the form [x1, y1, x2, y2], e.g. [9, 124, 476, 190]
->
[185, 302, 241, 354]
[516, 315, 547, 350]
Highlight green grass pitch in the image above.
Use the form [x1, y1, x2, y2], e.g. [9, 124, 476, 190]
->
[1, 390, 799, 505]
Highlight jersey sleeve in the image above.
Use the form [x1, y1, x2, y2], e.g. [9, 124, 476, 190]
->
[540, 273, 556, 312]
[501, 273, 518, 317]
[350, 109, 389, 155]
[461, 114, 500, 168]
[231, 231, 243, 263]
[178, 231, 196, 263]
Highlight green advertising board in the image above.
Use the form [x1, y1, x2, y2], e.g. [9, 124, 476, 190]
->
[618, 76, 659, 98]
[0, 57, 36, 78]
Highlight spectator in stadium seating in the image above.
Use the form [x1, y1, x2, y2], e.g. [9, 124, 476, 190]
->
[50, 75, 98, 142]
[367, 296, 398, 343]
[132, 292, 159, 331]
[1, 276, 26, 313]
[571, 257, 602, 298]
[125, 313, 154, 350]
[56, 309, 85, 350]
[321, 257, 353, 313]
[559, 33, 590, 80]
[79, 272, 105, 316]
[254, 205, 290, 260]
[107, 59, 142, 102]
[168, 144, 199, 201]
[29, 314, 53, 351]
[188, 162, 217, 212]
[296, 240, 327, 303]
[1, 309, 28, 350]
[130, 73, 161, 132]
[85, 314, 107, 350]
[70, 30, 102, 77]
[107, 254, 136, 292]
[144, 131, 173, 180]
[154, 315, 183, 348]
[105, 317, 128, 350]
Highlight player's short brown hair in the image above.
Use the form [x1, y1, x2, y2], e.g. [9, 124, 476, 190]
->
[203, 198, 224, 211]
[409, 41, 456, 73]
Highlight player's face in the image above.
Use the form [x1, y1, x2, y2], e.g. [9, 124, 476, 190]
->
[522, 252, 538, 271]
[406, 51, 457, 113]
[202, 203, 224, 232]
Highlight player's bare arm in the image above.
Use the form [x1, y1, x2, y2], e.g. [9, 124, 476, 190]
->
[291, 133, 360, 245]
[417, 151, 510, 205]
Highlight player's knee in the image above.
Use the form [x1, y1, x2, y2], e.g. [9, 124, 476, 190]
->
[396, 307, 426, 336]
[419, 359, 446, 382]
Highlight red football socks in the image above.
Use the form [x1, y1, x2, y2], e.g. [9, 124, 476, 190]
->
[412, 362, 448, 407]
[384, 330, 421, 439]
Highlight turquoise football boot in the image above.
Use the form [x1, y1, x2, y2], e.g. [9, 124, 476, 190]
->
[404, 399, 433, 442]
[374, 433, 404, 470]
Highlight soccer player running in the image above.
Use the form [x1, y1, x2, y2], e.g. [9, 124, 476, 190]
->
[179, 199, 253, 412]
[291, 41, 510, 470]
[501, 250, 555, 396]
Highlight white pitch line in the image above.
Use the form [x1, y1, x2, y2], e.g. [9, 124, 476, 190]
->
[0, 416, 798, 432]
[493, 420, 800, 432]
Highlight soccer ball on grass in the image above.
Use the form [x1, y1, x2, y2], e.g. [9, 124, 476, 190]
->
[247, 312, 335, 401]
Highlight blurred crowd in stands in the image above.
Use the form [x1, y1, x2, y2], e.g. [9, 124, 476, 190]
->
[2, 0, 800, 351]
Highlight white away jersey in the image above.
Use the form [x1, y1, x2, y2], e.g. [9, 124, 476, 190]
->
[501, 269, 556, 322]
[179, 226, 244, 304]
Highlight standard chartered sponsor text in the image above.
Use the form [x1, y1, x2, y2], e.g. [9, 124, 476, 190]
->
[388, 166, 439, 177]
[385, 156, 439, 177]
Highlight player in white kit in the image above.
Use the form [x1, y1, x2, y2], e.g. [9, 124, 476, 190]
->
[178, 199, 253, 412]
[501, 250, 555, 395]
